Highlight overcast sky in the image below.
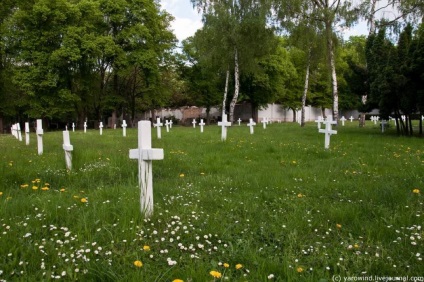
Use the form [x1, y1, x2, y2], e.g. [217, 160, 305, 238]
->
[159, 0, 370, 43]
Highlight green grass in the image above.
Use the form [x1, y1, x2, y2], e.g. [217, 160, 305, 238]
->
[0, 121, 423, 281]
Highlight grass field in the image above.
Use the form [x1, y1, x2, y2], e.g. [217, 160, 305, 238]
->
[0, 121, 423, 281]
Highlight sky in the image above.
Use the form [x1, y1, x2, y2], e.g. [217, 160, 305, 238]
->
[159, 0, 370, 43]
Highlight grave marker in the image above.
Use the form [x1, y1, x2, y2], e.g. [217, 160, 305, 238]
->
[169, 120, 173, 129]
[237, 118, 242, 126]
[153, 117, 163, 139]
[340, 116, 346, 126]
[199, 119, 205, 133]
[165, 120, 170, 132]
[129, 121, 164, 217]
[84, 121, 87, 133]
[349, 116, 354, 122]
[72, 123, 75, 132]
[247, 118, 256, 134]
[36, 119, 43, 155]
[218, 114, 231, 141]
[99, 122, 103, 135]
[319, 117, 337, 149]
[62, 130, 73, 170]
[315, 116, 323, 129]
[192, 119, 197, 128]
[16, 123, 22, 141]
[122, 120, 127, 137]
[381, 120, 388, 133]
[261, 117, 267, 129]
[11, 124, 17, 139]
[25, 122, 30, 145]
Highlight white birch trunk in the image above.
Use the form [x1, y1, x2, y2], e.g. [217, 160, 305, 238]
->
[222, 68, 229, 117]
[326, 20, 339, 123]
[229, 47, 239, 123]
[301, 48, 311, 127]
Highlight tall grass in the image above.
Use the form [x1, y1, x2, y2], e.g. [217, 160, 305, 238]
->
[0, 121, 423, 281]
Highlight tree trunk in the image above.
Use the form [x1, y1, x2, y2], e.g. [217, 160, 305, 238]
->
[301, 48, 311, 127]
[325, 20, 339, 123]
[229, 47, 240, 123]
[222, 67, 230, 118]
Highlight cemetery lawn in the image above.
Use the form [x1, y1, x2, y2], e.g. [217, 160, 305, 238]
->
[0, 122, 423, 281]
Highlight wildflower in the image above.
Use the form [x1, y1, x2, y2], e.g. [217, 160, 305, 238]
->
[297, 193, 304, 198]
[32, 186, 38, 190]
[210, 270, 222, 278]
[173, 280, 184, 282]
[268, 274, 275, 279]
[80, 198, 88, 203]
[292, 160, 297, 164]
[133, 260, 143, 268]
[354, 244, 359, 249]
[336, 224, 342, 229]
[235, 264, 243, 270]
[41, 187, 49, 191]
[200, 172, 205, 175]
[413, 189, 420, 194]
[296, 267, 304, 273]
[20, 184, 29, 188]
[0, 192, 3, 196]
[223, 263, 229, 268]
[60, 188, 66, 192]
[143, 245, 150, 251]
[179, 173, 185, 178]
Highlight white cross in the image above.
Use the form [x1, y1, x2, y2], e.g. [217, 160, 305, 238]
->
[62, 130, 73, 170]
[114, 124, 116, 130]
[99, 122, 103, 135]
[319, 117, 337, 149]
[192, 119, 197, 128]
[129, 121, 164, 218]
[165, 120, 170, 132]
[169, 120, 173, 129]
[261, 117, 267, 129]
[218, 114, 231, 141]
[25, 122, 30, 145]
[381, 120, 388, 133]
[340, 116, 346, 126]
[237, 118, 242, 126]
[122, 120, 127, 137]
[199, 119, 205, 133]
[153, 117, 163, 139]
[36, 119, 43, 155]
[349, 116, 354, 122]
[84, 121, 87, 133]
[315, 116, 323, 129]
[65, 125, 68, 131]
[72, 122, 75, 132]
[16, 123, 22, 142]
[247, 118, 256, 134]
[11, 124, 17, 139]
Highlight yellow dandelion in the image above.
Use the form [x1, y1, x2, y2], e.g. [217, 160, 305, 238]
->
[0, 192, 3, 196]
[354, 244, 359, 249]
[32, 186, 38, 190]
[60, 188, 66, 192]
[8, 162, 13, 166]
[20, 184, 29, 188]
[297, 267, 304, 273]
[44, 183, 50, 186]
[80, 198, 88, 203]
[297, 193, 304, 198]
[133, 260, 143, 268]
[41, 187, 49, 191]
[73, 195, 79, 199]
[292, 160, 297, 164]
[235, 264, 243, 270]
[173, 279, 184, 282]
[223, 263, 229, 268]
[412, 189, 420, 194]
[200, 172, 205, 175]
[336, 224, 342, 229]
[35, 179, 41, 183]
[179, 173, 185, 178]
[209, 270, 222, 278]
[143, 245, 150, 251]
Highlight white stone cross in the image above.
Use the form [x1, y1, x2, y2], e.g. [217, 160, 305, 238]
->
[114, 124, 116, 130]
[169, 120, 173, 129]
[261, 117, 267, 129]
[192, 119, 197, 128]
[72, 122, 75, 132]
[315, 116, 323, 129]
[62, 130, 73, 170]
[122, 120, 127, 137]
[165, 120, 170, 132]
[218, 114, 231, 141]
[349, 116, 354, 122]
[237, 118, 242, 126]
[340, 116, 346, 126]
[319, 117, 337, 149]
[11, 124, 17, 139]
[129, 121, 164, 218]
[84, 121, 87, 133]
[36, 119, 43, 155]
[99, 122, 103, 135]
[25, 122, 30, 145]
[381, 120, 388, 133]
[65, 125, 68, 131]
[199, 119, 205, 133]
[247, 118, 256, 134]
[16, 123, 22, 142]
[153, 117, 163, 139]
